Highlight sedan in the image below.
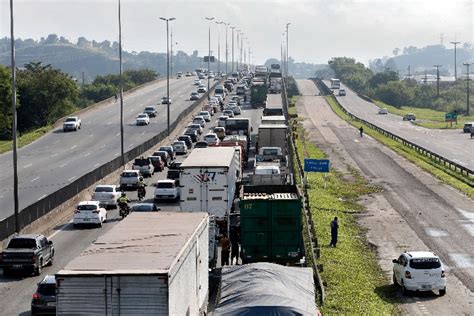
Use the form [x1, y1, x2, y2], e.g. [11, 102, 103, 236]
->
[223, 110, 235, 118]
[149, 155, 165, 171]
[190, 92, 200, 101]
[198, 111, 211, 122]
[194, 141, 209, 148]
[159, 146, 176, 160]
[143, 106, 157, 117]
[204, 133, 220, 146]
[184, 129, 199, 142]
[172, 140, 188, 155]
[178, 135, 193, 149]
[73, 201, 107, 227]
[378, 108, 388, 115]
[136, 113, 150, 125]
[197, 86, 207, 93]
[161, 96, 172, 104]
[31, 275, 57, 315]
[132, 203, 160, 212]
[187, 123, 203, 135]
[194, 79, 202, 86]
[152, 150, 171, 166]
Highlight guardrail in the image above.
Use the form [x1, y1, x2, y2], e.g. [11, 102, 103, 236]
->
[313, 78, 474, 184]
[282, 82, 325, 306]
[0, 82, 219, 241]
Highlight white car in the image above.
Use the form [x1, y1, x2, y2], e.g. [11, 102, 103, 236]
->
[392, 251, 447, 296]
[63, 116, 81, 132]
[378, 108, 388, 115]
[154, 179, 180, 201]
[172, 140, 188, 155]
[193, 116, 206, 127]
[230, 105, 241, 115]
[218, 115, 229, 127]
[136, 113, 150, 125]
[187, 123, 203, 135]
[73, 201, 107, 227]
[204, 133, 220, 146]
[223, 110, 235, 118]
[198, 111, 211, 122]
[91, 185, 122, 209]
[194, 79, 202, 86]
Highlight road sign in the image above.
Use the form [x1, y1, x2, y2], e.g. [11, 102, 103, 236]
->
[203, 56, 215, 62]
[304, 159, 330, 173]
[445, 112, 457, 122]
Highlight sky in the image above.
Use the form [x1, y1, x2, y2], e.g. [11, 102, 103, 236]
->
[0, 0, 473, 65]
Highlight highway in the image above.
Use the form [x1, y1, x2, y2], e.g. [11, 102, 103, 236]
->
[0, 82, 264, 315]
[0, 77, 199, 220]
[298, 79, 474, 315]
[323, 80, 474, 171]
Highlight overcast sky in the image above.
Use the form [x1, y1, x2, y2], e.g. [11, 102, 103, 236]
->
[0, 0, 473, 65]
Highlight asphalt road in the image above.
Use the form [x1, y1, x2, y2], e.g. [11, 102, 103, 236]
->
[323, 80, 474, 171]
[0, 83, 264, 315]
[298, 79, 474, 315]
[0, 77, 202, 221]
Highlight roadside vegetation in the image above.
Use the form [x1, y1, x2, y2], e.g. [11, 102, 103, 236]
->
[291, 120, 397, 315]
[0, 63, 158, 153]
[325, 95, 474, 198]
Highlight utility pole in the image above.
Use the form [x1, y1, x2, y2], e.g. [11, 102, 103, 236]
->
[286, 23, 290, 81]
[10, 0, 19, 232]
[224, 22, 229, 76]
[205, 17, 214, 98]
[230, 26, 235, 73]
[236, 30, 240, 71]
[407, 65, 411, 79]
[118, 0, 125, 167]
[160, 17, 175, 136]
[434, 64, 442, 97]
[215, 21, 223, 75]
[450, 41, 460, 80]
[464, 63, 471, 115]
[423, 70, 428, 85]
[170, 29, 173, 77]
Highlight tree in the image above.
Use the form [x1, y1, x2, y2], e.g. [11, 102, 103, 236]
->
[375, 81, 414, 108]
[392, 48, 400, 56]
[44, 34, 59, 44]
[17, 62, 78, 132]
[0, 65, 14, 140]
[369, 70, 399, 88]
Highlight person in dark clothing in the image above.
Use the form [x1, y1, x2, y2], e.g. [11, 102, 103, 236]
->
[220, 233, 230, 266]
[329, 217, 339, 247]
[359, 126, 364, 137]
[229, 227, 240, 265]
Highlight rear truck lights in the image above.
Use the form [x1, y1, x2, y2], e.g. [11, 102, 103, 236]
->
[441, 270, 446, 278]
[405, 271, 412, 279]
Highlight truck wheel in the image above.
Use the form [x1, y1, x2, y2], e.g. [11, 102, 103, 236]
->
[48, 255, 54, 266]
[439, 287, 446, 296]
[34, 260, 43, 276]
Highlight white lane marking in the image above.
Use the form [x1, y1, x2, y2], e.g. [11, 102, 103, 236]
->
[37, 194, 47, 201]
[141, 131, 146, 135]
[71, 145, 77, 150]
[462, 224, 474, 237]
[128, 143, 134, 148]
[51, 153, 58, 158]
[53, 140, 60, 144]
[94, 163, 100, 167]
[448, 253, 474, 268]
[59, 163, 68, 168]
[115, 152, 120, 156]
[424, 227, 448, 237]
[30, 177, 40, 182]
[89, 134, 94, 138]
[354, 139, 360, 143]
[107, 122, 112, 125]
[24, 164, 32, 168]
[116, 132, 120, 137]
[84, 152, 91, 157]
[457, 208, 474, 221]
[99, 144, 106, 149]
[68, 176, 76, 182]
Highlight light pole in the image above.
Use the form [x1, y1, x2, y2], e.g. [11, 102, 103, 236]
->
[160, 17, 175, 136]
[236, 29, 240, 71]
[282, 32, 286, 77]
[464, 62, 471, 115]
[206, 17, 214, 98]
[223, 22, 229, 76]
[118, 0, 125, 167]
[9, 0, 19, 232]
[216, 21, 223, 76]
[286, 22, 290, 81]
[433, 64, 442, 97]
[170, 29, 173, 77]
[230, 26, 235, 73]
[450, 41, 460, 80]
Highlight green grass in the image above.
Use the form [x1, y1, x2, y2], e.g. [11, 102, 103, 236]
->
[292, 124, 397, 315]
[327, 96, 474, 198]
[288, 96, 299, 116]
[0, 126, 53, 154]
[373, 100, 474, 129]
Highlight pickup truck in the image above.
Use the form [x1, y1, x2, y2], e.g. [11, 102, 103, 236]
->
[0, 234, 54, 276]
[132, 157, 155, 177]
[119, 170, 141, 190]
[63, 117, 81, 132]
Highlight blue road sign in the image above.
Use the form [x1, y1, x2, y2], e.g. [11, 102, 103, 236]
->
[304, 159, 330, 173]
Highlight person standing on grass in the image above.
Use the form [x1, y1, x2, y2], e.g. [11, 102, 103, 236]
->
[329, 217, 339, 247]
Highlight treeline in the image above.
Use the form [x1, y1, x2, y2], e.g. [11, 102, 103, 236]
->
[327, 57, 469, 114]
[0, 62, 158, 140]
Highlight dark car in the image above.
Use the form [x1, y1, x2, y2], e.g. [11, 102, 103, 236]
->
[148, 155, 165, 171]
[152, 151, 171, 166]
[403, 113, 416, 121]
[463, 122, 474, 133]
[31, 275, 56, 315]
[230, 96, 241, 105]
[194, 141, 209, 149]
[178, 135, 193, 149]
[132, 203, 160, 212]
[167, 162, 182, 181]
[159, 146, 176, 160]
[184, 129, 198, 142]
[143, 106, 157, 118]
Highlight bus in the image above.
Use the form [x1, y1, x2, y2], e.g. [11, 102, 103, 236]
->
[330, 78, 341, 89]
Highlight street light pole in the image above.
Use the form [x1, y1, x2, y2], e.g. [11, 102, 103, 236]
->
[160, 17, 176, 136]
[216, 21, 223, 76]
[230, 26, 235, 73]
[433, 64, 442, 97]
[170, 29, 173, 78]
[286, 23, 290, 81]
[224, 22, 229, 76]
[9, 0, 19, 232]
[206, 17, 214, 98]
[450, 41, 460, 80]
[118, 0, 125, 167]
[464, 63, 471, 115]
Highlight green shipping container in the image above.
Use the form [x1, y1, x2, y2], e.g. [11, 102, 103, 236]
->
[239, 185, 303, 264]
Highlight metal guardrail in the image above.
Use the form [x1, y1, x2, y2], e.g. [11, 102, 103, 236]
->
[0, 82, 220, 241]
[313, 78, 473, 184]
[282, 81, 325, 306]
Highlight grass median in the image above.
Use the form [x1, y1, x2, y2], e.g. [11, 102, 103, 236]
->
[0, 126, 53, 154]
[326, 96, 474, 198]
[292, 122, 397, 315]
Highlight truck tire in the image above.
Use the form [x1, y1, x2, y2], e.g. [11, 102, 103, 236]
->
[48, 254, 54, 266]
